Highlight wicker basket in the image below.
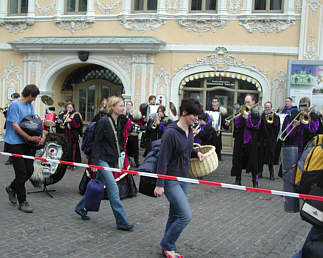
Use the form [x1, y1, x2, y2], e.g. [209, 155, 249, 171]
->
[189, 144, 218, 178]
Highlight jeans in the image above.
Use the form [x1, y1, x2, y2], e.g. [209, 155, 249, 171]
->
[160, 180, 192, 252]
[5, 143, 35, 203]
[75, 160, 131, 227]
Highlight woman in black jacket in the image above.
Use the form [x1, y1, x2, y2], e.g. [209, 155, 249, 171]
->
[75, 96, 134, 231]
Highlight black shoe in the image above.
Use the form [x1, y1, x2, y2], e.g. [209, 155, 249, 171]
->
[235, 177, 241, 185]
[18, 201, 33, 213]
[5, 186, 17, 205]
[117, 224, 134, 231]
[75, 209, 90, 220]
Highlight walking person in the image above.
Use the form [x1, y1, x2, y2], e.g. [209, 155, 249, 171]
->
[4, 84, 45, 213]
[75, 96, 134, 231]
[3, 92, 20, 165]
[154, 98, 205, 258]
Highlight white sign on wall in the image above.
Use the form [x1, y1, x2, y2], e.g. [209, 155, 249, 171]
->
[7, 87, 15, 101]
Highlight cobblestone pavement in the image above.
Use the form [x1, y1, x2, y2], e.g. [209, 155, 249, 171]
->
[0, 142, 310, 258]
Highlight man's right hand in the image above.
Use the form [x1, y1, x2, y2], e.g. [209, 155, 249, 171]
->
[154, 186, 164, 197]
[28, 136, 41, 143]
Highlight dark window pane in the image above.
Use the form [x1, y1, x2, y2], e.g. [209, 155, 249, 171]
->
[270, 0, 281, 10]
[134, 0, 144, 10]
[79, 0, 87, 12]
[147, 0, 157, 10]
[185, 78, 204, 88]
[66, 0, 75, 12]
[183, 91, 203, 103]
[238, 79, 258, 91]
[79, 88, 86, 121]
[9, 0, 18, 14]
[254, 0, 266, 10]
[21, 0, 28, 13]
[191, 0, 202, 10]
[205, 0, 216, 10]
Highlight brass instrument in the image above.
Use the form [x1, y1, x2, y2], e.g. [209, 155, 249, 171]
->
[192, 120, 200, 137]
[278, 106, 315, 141]
[265, 112, 274, 124]
[0, 106, 8, 113]
[60, 112, 70, 129]
[151, 114, 160, 130]
[225, 104, 253, 123]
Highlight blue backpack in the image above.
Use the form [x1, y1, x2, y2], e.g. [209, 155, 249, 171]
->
[81, 122, 96, 155]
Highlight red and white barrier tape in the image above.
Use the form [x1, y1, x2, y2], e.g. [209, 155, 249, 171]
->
[1, 151, 323, 202]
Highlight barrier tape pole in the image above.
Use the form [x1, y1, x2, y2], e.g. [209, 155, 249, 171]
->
[1, 151, 323, 202]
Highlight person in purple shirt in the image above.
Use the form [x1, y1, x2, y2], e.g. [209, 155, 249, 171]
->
[231, 94, 262, 187]
[194, 112, 216, 146]
[283, 97, 319, 158]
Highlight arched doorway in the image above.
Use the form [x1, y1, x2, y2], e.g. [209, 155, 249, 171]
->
[181, 71, 262, 152]
[62, 64, 123, 122]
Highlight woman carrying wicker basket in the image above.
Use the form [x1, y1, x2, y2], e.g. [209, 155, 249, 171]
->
[154, 98, 205, 258]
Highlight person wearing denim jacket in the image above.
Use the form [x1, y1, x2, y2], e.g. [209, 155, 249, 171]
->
[75, 96, 133, 231]
[154, 98, 205, 258]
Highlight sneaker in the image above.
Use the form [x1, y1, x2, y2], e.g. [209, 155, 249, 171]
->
[18, 201, 33, 213]
[162, 250, 184, 258]
[75, 209, 90, 220]
[5, 186, 17, 205]
[117, 224, 134, 231]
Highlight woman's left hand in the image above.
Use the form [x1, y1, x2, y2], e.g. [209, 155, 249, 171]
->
[197, 151, 205, 161]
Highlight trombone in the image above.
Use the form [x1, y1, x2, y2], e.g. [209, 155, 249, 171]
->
[225, 104, 253, 123]
[278, 106, 315, 141]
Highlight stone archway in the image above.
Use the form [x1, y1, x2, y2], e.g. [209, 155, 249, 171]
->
[171, 47, 270, 108]
[39, 55, 130, 98]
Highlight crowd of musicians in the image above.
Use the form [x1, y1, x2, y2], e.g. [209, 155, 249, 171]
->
[3, 84, 323, 257]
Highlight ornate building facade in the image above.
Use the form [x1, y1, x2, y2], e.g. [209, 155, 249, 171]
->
[1, 0, 322, 151]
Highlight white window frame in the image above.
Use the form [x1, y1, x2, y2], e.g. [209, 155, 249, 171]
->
[189, 0, 217, 13]
[252, 0, 284, 13]
[7, 0, 28, 15]
[132, 0, 158, 13]
[65, 0, 87, 14]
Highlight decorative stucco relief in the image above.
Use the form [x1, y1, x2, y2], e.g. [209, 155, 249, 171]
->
[154, 66, 170, 96]
[304, 33, 319, 59]
[309, 0, 320, 12]
[97, 0, 120, 14]
[0, 20, 34, 34]
[40, 56, 61, 74]
[120, 17, 166, 32]
[177, 19, 227, 34]
[55, 20, 94, 33]
[1, 61, 23, 104]
[229, 0, 241, 13]
[173, 47, 267, 77]
[112, 56, 132, 73]
[272, 71, 287, 109]
[36, 0, 55, 16]
[239, 18, 296, 34]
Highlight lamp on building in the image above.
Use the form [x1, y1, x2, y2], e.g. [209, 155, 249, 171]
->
[78, 51, 89, 62]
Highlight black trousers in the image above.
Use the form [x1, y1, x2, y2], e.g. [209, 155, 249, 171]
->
[5, 143, 35, 203]
[126, 135, 139, 164]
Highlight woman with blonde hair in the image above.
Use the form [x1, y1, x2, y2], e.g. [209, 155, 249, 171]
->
[75, 96, 134, 231]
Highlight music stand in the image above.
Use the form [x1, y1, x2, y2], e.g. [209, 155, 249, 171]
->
[28, 183, 56, 198]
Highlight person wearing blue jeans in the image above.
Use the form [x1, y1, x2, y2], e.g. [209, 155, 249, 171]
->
[154, 98, 205, 258]
[75, 160, 131, 229]
[75, 96, 133, 231]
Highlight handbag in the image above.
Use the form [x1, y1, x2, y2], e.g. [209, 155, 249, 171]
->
[108, 117, 125, 169]
[139, 175, 157, 198]
[300, 184, 323, 228]
[84, 179, 104, 212]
